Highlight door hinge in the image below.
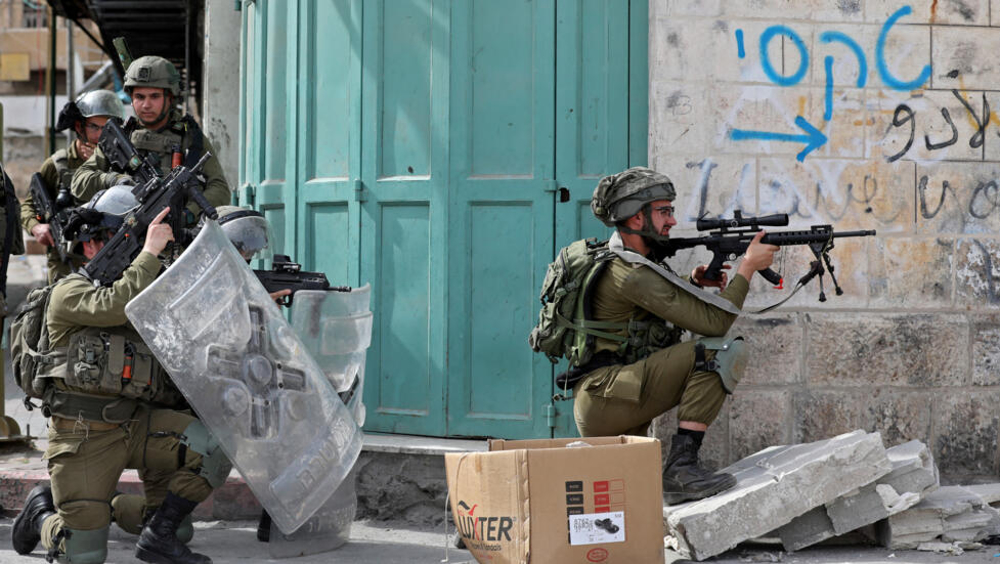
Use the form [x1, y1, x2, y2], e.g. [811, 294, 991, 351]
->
[353, 179, 366, 202]
[239, 183, 255, 207]
[545, 403, 558, 428]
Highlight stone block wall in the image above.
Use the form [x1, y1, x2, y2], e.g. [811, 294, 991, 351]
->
[649, 0, 1000, 482]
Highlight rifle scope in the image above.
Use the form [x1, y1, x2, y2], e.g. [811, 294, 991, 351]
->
[696, 211, 789, 232]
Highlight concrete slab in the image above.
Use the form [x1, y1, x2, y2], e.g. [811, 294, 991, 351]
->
[663, 430, 891, 561]
[878, 486, 1000, 549]
[776, 440, 938, 551]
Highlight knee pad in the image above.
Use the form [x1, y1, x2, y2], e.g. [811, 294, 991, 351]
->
[110, 493, 145, 535]
[60, 527, 109, 564]
[180, 421, 233, 488]
[696, 336, 748, 394]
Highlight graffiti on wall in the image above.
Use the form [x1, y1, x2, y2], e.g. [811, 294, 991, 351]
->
[729, 6, 934, 161]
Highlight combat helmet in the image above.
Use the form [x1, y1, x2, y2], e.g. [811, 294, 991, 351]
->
[217, 206, 273, 263]
[591, 166, 676, 227]
[65, 185, 138, 244]
[75, 90, 125, 120]
[55, 90, 124, 132]
[124, 55, 181, 97]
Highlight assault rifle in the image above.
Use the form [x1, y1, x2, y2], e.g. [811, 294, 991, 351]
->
[662, 210, 876, 302]
[98, 118, 160, 186]
[28, 173, 74, 262]
[254, 254, 350, 306]
[83, 121, 218, 286]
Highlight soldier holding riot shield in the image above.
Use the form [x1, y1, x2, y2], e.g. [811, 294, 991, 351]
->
[10, 193, 230, 564]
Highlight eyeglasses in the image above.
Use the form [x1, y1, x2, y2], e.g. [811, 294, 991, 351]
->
[652, 205, 675, 218]
[84, 123, 103, 133]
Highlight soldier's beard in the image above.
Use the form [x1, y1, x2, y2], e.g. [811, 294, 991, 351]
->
[646, 236, 674, 263]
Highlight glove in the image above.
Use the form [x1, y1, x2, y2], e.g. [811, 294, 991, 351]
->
[105, 172, 134, 188]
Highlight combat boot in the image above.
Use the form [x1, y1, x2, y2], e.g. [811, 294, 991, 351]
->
[256, 510, 270, 542]
[135, 492, 211, 564]
[12, 484, 55, 554]
[662, 433, 736, 505]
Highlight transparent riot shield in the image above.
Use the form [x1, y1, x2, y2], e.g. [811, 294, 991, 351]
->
[124, 221, 363, 535]
[266, 287, 372, 557]
[268, 467, 358, 557]
[289, 287, 372, 426]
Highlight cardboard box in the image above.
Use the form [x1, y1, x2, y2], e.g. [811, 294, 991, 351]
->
[445, 436, 665, 564]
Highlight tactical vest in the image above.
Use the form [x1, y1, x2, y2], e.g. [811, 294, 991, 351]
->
[126, 115, 205, 176]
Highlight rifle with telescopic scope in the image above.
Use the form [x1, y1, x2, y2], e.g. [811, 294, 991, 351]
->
[661, 210, 876, 303]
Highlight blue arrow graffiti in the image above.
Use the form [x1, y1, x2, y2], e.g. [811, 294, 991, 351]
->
[730, 116, 828, 162]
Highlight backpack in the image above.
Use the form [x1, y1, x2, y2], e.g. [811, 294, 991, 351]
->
[10, 283, 56, 402]
[528, 238, 627, 367]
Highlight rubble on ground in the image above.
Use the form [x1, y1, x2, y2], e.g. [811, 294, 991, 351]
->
[663, 431, 891, 560]
[774, 440, 938, 551]
[663, 431, 1000, 561]
[874, 486, 1000, 549]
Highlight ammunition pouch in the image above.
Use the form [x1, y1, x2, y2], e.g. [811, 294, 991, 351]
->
[37, 327, 183, 421]
[694, 336, 747, 394]
[622, 318, 684, 365]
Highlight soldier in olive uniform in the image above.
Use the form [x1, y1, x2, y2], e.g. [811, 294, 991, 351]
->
[569, 167, 777, 505]
[72, 55, 230, 215]
[21, 90, 124, 282]
[11, 191, 231, 564]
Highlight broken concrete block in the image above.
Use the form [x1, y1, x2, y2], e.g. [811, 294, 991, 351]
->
[664, 430, 891, 561]
[965, 483, 1000, 505]
[876, 485, 1000, 549]
[776, 439, 938, 551]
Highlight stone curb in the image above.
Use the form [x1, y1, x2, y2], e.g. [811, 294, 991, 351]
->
[0, 468, 261, 521]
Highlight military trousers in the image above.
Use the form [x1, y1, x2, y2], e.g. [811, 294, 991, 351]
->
[40, 404, 214, 553]
[572, 341, 727, 437]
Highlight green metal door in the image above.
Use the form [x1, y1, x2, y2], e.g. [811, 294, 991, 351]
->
[239, 0, 647, 439]
[445, 0, 557, 439]
[357, 0, 450, 435]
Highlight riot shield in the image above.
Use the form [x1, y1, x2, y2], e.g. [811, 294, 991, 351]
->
[289, 287, 372, 426]
[263, 287, 372, 557]
[268, 467, 358, 557]
[124, 221, 363, 534]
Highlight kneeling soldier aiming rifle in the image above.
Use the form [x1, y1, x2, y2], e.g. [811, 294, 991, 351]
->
[530, 167, 875, 505]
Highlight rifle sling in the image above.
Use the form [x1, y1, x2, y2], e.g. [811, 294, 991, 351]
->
[607, 232, 742, 316]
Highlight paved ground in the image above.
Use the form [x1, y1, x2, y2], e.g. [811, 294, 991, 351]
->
[0, 517, 997, 563]
[0, 517, 468, 563]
